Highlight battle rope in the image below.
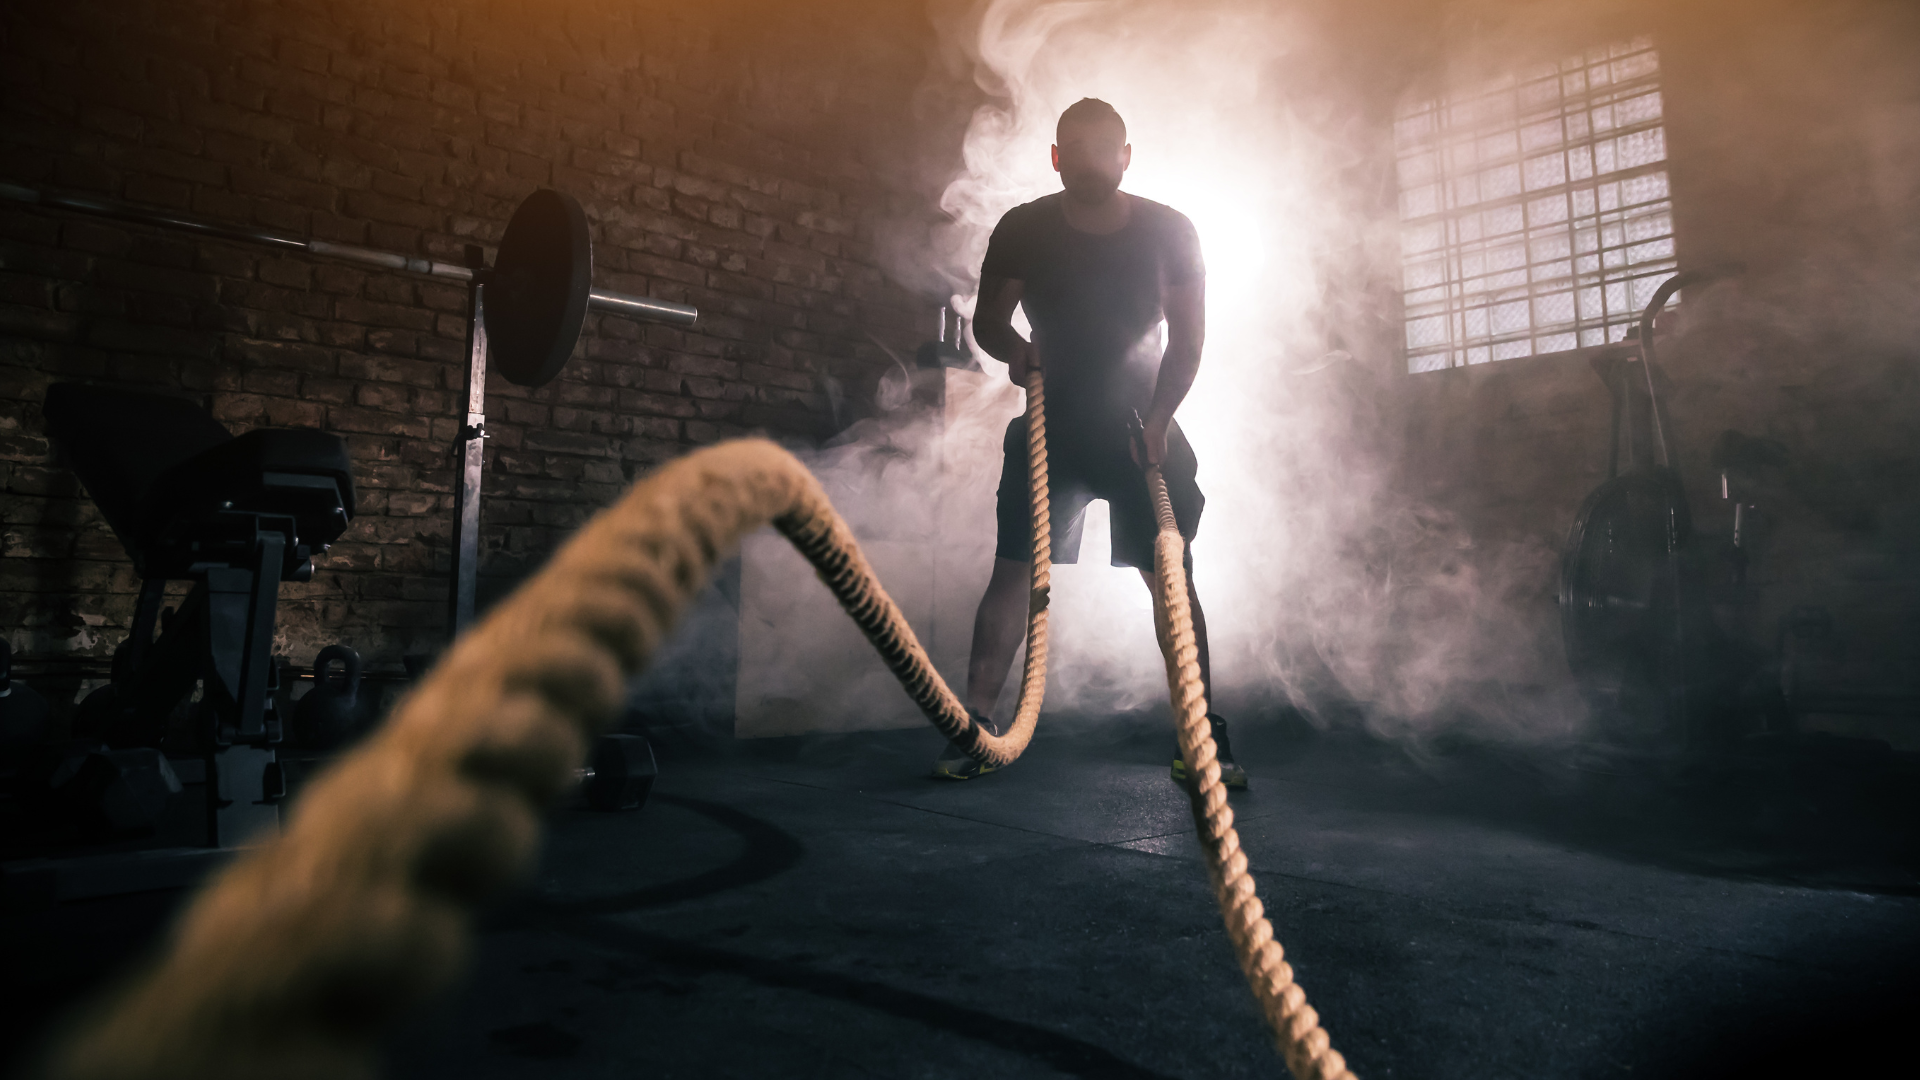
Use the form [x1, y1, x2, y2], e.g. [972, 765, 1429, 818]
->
[1144, 456, 1353, 1080]
[42, 371, 1350, 1080]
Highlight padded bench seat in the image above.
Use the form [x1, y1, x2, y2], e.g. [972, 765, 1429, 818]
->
[43, 383, 355, 579]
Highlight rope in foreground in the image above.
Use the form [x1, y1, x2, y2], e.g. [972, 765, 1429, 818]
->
[1143, 452, 1353, 1080]
[42, 371, 1350, 1079]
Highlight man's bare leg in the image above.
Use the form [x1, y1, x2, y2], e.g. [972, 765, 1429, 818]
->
[1143, 567, 1243, 786]
[967, 560, 1213, 714]
[964, 556, 1032, 720]
[1140, 567, 1212, 708]
[932, 558, 1030, 777]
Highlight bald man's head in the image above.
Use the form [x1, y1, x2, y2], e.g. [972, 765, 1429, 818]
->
[1053, 98, 1131, 205]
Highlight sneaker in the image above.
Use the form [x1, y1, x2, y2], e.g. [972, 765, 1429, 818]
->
[932, 712, 1001, 780]
[1171, 713, 1249, 790]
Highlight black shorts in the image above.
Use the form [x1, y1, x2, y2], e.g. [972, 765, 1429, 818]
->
[994, 414, 1204, 570]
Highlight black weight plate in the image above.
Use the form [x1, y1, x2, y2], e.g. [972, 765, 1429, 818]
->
[486, 189, 592, 387]
[1559, 467, 1694, 687]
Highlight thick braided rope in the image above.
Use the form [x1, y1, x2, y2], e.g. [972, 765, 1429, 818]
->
[1144, 462, 1355, 1080]
[778, 370, 1051, 768]
[40, 439, 1019, 1080]
[43, 374, 1350, 1078]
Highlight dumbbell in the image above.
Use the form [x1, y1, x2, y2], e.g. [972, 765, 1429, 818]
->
[576, 733, 656, 812]
[294, 644, 365, 751]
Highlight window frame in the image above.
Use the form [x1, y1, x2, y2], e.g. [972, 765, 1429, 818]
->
[1394, 36, 1679, 374]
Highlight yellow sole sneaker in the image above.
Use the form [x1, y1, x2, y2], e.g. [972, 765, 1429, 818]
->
[1171, 756, 1249, 790]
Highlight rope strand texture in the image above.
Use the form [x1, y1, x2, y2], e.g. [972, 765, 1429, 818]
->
[43, 370, 1349, 1079]
[779, 371, 1051, 767]
[1143, 460, 1355, 1080]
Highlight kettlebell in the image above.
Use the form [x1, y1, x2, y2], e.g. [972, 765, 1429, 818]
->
[0, 639, 51, 748]
[294, 644, 363, 751]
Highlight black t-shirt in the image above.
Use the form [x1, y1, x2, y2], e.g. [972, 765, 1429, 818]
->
[980, 192, 1203, 441]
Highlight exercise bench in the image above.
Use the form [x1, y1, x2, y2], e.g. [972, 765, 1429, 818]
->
[42, 383, 355, 846]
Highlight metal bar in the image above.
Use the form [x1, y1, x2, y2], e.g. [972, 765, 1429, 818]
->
[237, 529, 286, 744]
[1403, 199, 1676, 366]
[588, 288, 698, 327]
[203, 567, 251, 746]
[1403, 255, 1678, 340]
[0, 182, 469, 272]
[124, 577, 167, 680]
[449, 276, 489, 636]
[2, 182, 309, 253]
[1395, 65, 1661, 155]
[304, 239, 472, 279]
[1405, 264, 1678, 363]
[1400, 115, 1668, 196]
[1399, 159, 1670, 230]
[0, 182, 696, 326]
[1404, 244, 1677, 321]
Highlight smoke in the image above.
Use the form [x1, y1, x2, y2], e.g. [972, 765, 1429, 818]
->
[898, 0, 1578, 744]
[706, 0, 1588, 748]
[635, 0, 1920, 752]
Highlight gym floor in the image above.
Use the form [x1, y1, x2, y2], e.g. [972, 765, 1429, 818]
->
[8, 711, 1919, 1078]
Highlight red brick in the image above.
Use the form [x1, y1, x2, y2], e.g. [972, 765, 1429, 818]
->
[329, 407, 431, 439]
[265, 397, 328, 427]
[355, 382, 410, 410]
[1, 0, 937, 665]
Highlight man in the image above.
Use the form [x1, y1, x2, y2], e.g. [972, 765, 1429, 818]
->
[933, 97, 1247, 789]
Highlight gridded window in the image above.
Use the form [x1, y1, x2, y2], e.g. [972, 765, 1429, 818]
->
[1396, 37, 1675, 373]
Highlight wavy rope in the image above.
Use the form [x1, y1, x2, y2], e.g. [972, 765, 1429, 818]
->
[42, 370, 1349, 1080]
[1144, 458, 1354, 1080]
[776, 372, 1050, 766]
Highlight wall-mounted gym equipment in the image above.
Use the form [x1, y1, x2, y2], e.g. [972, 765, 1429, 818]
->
[0, 182, 699, 635]
[2, 184, 680, 902]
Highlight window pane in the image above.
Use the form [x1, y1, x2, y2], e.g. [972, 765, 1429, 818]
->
[1399, 150, 1438, 187]
[1534, 293, 1576, 326]
[1407, 315, 1450, 348]
[1401, 184, 1440, 219]
[1523, 153, 1567, 190]
[1618, 91, 1662, 125]
[1395, 37, 1673, 373]
[1528, 194, 1570, 226]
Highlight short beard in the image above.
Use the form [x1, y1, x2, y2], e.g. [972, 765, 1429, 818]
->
[1061, 173, 1121, 205]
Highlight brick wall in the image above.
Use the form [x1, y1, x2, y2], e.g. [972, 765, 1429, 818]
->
[0, 0, 959, 668]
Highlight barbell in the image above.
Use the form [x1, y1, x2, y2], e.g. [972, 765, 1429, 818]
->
[0, 181, 696, 387]
[5, 181, 703, 632]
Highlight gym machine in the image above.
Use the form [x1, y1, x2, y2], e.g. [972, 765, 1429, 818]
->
[1561, 261, 1920, 757]
[1559, 267, 1743, 755]
[1, 185, 684, 900]
[0, 182, 697, 633]
[45, 382, 357, 849]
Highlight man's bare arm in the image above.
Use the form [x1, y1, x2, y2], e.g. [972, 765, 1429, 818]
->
[974, 274, 1038, 384]
[1138, 279, 1206, 465]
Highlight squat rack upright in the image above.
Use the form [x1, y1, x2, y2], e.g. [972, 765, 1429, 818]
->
[2, 181, 699, 636]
